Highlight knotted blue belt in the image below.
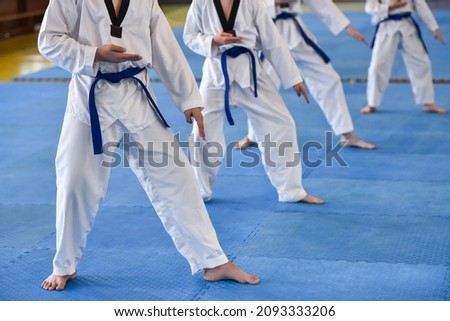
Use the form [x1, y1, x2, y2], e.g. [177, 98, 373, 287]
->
[273, 11, 331, 64]
[221, 46, 258, 125]
[88, 67, 169, 155]
[371, 12, 428, 53]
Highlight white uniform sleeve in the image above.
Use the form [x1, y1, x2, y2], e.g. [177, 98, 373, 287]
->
[413, 0, 439, 31]
[254, 0, 303, 88]
[303, 0, 350, 35]
[264, 0, 276, 18]
[37, 0, 98, 76]
[150, 1, 204, 112]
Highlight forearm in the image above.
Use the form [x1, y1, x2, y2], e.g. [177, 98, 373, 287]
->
[305, 0, 350, 35]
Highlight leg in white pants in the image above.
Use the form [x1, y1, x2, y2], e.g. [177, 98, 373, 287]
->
[367, 30, 400, 107]
[125, 123, 227, 273]
[54, 113, 113, 276]
[193, 73, 307, 202]
[53, 113, 227, 276]
[401, 33, 435, 105]
[292, 46, 354, 136]
[190, 88, 226, 201]
[259, 43, 353, 136]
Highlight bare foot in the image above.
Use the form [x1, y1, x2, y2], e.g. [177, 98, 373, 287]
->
[360, 105, 376, 114]
[423, 103, 448, 114]
[204, 262, 260, 284]
[340, 132, 376, 150]
[41, 272, 77, 291]
[299, 194, 325, 205]
[233, 136, 258, 149]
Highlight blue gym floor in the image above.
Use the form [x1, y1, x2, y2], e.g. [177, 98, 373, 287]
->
[1, 11, 450, 301]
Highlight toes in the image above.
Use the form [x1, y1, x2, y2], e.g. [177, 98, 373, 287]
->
[41, 273, 76, 291]
[42, 280, 56, 291]
[300, 195, 325, 204]
[248, 275, 261, 285]
[341, 139, 376, 150]
[204, 262, 260, 285]
[424, 108, 448, 114]
[360, 106, 376, 114]
[55, 282, 65, 291]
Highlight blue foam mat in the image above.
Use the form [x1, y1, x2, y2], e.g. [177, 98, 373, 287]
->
[0, 204, 269, 301]
[275, 178, 450, 218]
[309, 152, 450, 181]
[199, 257, 449, 301]
[2, 12, 450, 302]
[0, 247, 206, 301]
[240, 211, 450, 265]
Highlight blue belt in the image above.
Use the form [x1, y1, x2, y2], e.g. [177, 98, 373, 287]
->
[220, 46, 258, 125]
[371, 12, 428, 53]
[88, 67, 169, 155]
[273, 11, 331, 64]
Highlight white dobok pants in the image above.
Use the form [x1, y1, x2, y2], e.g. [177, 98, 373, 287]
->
[191, 72, 308, 203]
[53, 113, 228, 276]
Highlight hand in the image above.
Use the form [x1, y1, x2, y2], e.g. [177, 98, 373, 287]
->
[212, 32, 242, 46]
[433, 29, 445, 45]
[293, 82, 310, 104]
[346, 25, 368, 46]
[184, 107, 205, 140]
[95, 44, 142, 63]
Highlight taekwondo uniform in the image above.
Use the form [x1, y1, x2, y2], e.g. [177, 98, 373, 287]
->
[38, 0, 228, 277]
[250, 0, 355, 139]
[366, 0, 439, 107]
[183, 0, 311, 202]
